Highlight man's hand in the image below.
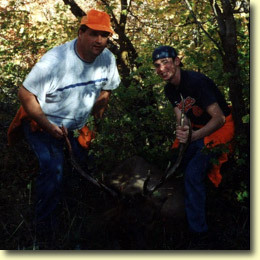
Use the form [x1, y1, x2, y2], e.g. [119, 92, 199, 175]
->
[92, 90, 111, 119]
[47, 124, 65, 139]
[176, 125, 190, 144]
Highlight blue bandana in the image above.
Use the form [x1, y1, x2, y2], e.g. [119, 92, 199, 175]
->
[152, 46, 178, 63]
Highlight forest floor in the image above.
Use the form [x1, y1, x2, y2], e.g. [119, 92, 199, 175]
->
[0, 110, 250, 250]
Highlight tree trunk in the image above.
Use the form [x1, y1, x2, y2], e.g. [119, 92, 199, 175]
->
[210, 0, 246, 135]
[62, 0, 85, 17]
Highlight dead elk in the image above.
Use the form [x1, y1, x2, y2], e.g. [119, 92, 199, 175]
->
[62, 129, 187, 248]
[103, 155, 186, 249]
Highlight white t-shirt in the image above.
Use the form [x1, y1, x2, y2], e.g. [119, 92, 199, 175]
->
[23, 39, 120, 130]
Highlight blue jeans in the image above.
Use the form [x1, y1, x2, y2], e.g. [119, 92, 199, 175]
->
[22, 121, 87, 234]
[181, 139, 213, 233]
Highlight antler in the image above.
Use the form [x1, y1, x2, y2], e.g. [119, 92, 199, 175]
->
[143, 94, 192, 196]
[61, 126, 118, 198]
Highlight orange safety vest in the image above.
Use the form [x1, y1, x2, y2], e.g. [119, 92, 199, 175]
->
[7, 106, 94, 149]
[172, 113, 235, 187]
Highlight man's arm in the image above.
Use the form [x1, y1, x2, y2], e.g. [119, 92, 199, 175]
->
[18, 86, 64, 139]
[91, 90, 111, 130]
[175, 102, 225, 143]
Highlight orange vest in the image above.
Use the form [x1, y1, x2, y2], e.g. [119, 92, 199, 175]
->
[172, 113, 235, 187]
[7, 106, 94, 149]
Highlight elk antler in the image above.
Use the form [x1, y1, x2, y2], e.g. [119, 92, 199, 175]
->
[143, 94, 192, 196]
[61, 126, 118, 198]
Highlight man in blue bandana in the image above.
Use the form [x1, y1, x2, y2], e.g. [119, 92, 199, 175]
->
[152, 45, 235, 236]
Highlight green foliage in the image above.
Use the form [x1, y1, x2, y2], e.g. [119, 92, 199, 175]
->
[85, 48, 178, 173]
[0, 1, 77, 110]
[242, 114, 249, 124]
[236, 182, 249, 202]
[233, 134, 249, 166]
[89, 76, 176, 173]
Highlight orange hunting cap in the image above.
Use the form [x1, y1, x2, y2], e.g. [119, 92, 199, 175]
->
[80, 9, 114, 34]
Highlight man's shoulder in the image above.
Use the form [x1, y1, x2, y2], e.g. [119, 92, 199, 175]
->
[100, 48, 116, 60]
[102, 47, 114, 55]
[182, 70, 206, 81]
[182, 70, 212, 89]
[45, 39, 75, 57]
[37, 39, 76, 67]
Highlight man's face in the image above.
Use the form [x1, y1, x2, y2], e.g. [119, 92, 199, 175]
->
[78, 28, 110, 62]
[153, 57, 177, 82]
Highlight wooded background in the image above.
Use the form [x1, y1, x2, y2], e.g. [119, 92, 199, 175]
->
[0, 0, 250, 250]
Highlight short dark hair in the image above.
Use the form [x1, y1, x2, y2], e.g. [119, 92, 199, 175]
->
[78, 24, 88, 36]
[78, 25, 111, 38]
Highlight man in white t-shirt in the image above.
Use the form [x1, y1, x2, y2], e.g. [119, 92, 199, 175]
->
[9, 9, 120, 246]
